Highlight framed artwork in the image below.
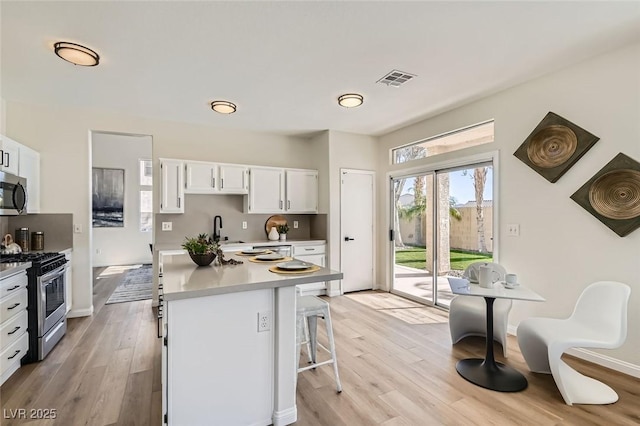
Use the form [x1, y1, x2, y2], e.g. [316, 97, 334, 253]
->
[514, 112, 600, 183]
[92, 168, 125, 227]
[570, 153, 640, 237]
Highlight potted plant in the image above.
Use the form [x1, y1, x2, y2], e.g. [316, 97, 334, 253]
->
[182, 233, 219, 266]
[277, 224, 289, 241]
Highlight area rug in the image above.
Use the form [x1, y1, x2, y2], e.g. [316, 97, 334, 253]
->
[104, 264, 153, 304]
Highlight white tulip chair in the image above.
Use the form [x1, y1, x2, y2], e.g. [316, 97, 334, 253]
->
[517, 281, 631, 405]
[448, 262, 511, 357]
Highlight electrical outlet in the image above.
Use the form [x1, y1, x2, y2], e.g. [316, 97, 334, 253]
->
[507, 224, 520, 237]
[242, 221, 248, 229]
[257, 311, 271, 332]
[74, 224, 82, 233]
[162, 222, 173, 231]
[293, 221, 299, 229]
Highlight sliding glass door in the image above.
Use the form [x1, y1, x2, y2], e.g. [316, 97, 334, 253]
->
[392, 162, 494, 308]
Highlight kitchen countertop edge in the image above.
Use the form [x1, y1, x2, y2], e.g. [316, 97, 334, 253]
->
[0, 262, 32, 279]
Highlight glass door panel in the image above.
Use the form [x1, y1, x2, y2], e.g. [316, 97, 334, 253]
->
[392, 173, 435, 305]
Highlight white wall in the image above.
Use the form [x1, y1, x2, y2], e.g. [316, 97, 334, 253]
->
[4, 103, 315, 317]
[92, 132, 152, 267]
[378, 42, 640, 367]
[327, 130, 378, 294]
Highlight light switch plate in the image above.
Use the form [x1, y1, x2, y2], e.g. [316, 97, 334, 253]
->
[242, 221, 248, 229]
[293, 221, 299, 229]
[507, 224, 520, 236]
[162, 222, 173, 231]
[74, 224, 82, 233]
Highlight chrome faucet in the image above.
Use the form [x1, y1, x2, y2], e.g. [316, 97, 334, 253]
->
[213, 215, 223, 242]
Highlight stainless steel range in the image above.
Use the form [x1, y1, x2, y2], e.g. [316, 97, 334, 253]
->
[0, 252, 67, 362]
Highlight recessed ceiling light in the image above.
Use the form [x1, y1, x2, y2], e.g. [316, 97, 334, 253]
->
[54, 41, 100, 66]
[211, 101, 237, 114]
[338, 93, 363, 108]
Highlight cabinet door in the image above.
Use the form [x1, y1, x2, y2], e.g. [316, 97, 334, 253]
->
[246, 167, 284, 213]
[219, 164, 248, 194]
[0, 135, 21, 175]
[160, 159, 184, 213]
[184, 161, 217, 194]
[18, 145, 40, 213]
[286, 170, 318, 213]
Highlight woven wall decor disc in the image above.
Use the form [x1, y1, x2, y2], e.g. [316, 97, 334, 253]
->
[526, 125, 578, 168]
[588, 169, 640, 220]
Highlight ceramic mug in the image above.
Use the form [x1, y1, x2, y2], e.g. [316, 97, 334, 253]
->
[505, 273, 518, 285]
[479, 265, 500, 288]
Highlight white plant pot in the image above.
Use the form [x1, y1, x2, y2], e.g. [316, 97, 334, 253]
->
[268, 227, 279, 241]
[279, 234, 286, 241]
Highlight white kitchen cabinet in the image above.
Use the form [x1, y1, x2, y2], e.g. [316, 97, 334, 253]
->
[185, 161, 249, 195]
[219, 164, 248, 194]
[293, 244, 326, 295]
[245, 167, 285, 213]
[0, 269, 29, 386]
[160, 159, 184, 213]
[184, 161, 217, 194]
[18, 144, 40, 213]
[0, 135, 20, 175]
[285, 169, 318, 213]
[64, 250, 73, 314]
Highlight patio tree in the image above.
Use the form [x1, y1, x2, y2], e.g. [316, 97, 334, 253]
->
[392, 145, 426, 247]
[463, 166, 490, 253]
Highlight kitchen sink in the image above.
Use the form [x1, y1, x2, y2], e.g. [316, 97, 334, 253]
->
[220, 240, 245, 244]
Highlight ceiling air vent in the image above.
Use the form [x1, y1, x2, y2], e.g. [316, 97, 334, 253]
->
[377, 70, 416, 87]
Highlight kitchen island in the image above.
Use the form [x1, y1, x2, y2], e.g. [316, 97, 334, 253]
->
[159, 251, 343, 426]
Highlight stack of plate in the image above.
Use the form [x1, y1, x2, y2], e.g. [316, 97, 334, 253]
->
[275, 260, 313, 271]
[241, 248, 270, 255]
[253, 253, 285, 261]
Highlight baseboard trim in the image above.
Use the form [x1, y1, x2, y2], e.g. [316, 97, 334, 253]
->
[272, 406, 297, 426]
[508, 325, 640, 378]
[67, 306, 94, 318]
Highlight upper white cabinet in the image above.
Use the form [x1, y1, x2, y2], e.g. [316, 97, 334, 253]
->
[185, 161, 217, 194]
[0, 136, 20, 175]
[286, 169, 318, 213]
[185, 161, 249, 195]
[160, 158, 184, 213]
[219, 164, 248, 194]
[18, 145, 40, 213]
[245, 167, 285, 213]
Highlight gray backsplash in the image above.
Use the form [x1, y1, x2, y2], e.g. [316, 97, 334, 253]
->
[6, 213, 73, 251]
[154, 194, 327, 247]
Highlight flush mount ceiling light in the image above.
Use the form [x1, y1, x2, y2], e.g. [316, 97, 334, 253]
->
[54, 42, 100, 66]
[211, 101, 237, 114]
[338, 93, 364, 108]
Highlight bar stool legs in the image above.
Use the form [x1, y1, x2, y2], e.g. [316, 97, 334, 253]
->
[297, 296, 342, 393]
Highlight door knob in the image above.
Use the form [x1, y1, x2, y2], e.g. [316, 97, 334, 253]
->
[344, 237, 355, 241]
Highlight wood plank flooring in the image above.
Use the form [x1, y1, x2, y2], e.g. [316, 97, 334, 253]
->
[1, 271, 638, 425]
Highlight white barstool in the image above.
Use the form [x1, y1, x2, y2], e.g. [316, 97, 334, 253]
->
[296, 295, 342, 393]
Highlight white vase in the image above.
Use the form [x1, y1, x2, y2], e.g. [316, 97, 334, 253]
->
[268, 227, 279, 241]
[279, 234, 286, 241]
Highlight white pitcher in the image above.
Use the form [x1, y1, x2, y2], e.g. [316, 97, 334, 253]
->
[479, 265, 500, 288]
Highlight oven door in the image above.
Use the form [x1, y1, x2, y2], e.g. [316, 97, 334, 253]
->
[38, 265, 66, 335]
[0, 171, 27, 215]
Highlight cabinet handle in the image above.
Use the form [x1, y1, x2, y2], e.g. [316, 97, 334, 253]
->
[287, 200, 291, 209]
[304, 248, 314, 251]
[4, 152, 9, 168]
[7, 350, 21, 360]
[6, 285, 20, 292]
[212, 177, 215, 188]
[177, 197, 181, 208]
[279, 200, 283, 209]
[221, 178, 224, 189]
[0, 149, 3, 166]
[7, 302, 20, 310]
[7, 326, 20, 335]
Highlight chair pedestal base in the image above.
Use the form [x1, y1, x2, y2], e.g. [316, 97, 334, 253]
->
[456, 358, 528, 392]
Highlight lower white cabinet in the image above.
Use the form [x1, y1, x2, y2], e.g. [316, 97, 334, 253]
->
[0, 269, 29, 386]
[293, 244, 326, 295]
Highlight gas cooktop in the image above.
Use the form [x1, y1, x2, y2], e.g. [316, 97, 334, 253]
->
[0, 252, 62, 264]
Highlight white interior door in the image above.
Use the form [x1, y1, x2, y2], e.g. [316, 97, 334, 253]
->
[341, 169, 374, 293]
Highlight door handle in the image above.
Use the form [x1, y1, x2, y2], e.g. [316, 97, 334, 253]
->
[344, 237, 355, 241]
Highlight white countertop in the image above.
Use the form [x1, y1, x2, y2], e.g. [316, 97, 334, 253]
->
[161, 252, 341, 301]
[0, 262, 31, 279]
[154, 239, 325, 253]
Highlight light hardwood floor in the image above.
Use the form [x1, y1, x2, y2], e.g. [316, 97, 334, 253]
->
[1, 270, 638, 425]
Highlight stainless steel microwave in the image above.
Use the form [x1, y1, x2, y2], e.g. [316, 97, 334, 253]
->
[0, 171, 27, 215]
